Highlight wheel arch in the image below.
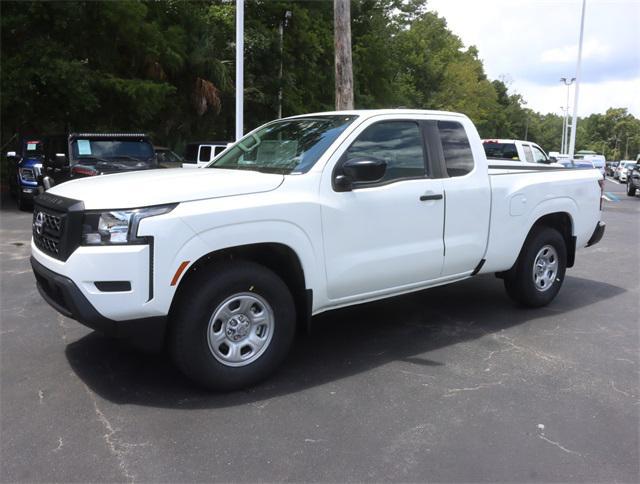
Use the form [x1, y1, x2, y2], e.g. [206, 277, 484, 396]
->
[529, 212, 575, 267]
[169, 242, 312, 334]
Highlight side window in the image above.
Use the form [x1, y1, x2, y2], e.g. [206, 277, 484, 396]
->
[344, 121, 426, 184]
[523, 144, 534, 163]
[531, 145, 548, 163]
[214, 146, 226, 157]
[437, 121, 474, 177]
[198, 146, 212, 163]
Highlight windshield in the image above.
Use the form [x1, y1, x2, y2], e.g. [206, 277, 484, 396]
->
[483, 142, 520, 161]
[71, 139, 154, 164]
[208, 115, 358, 174]
[23, 140, 44, 157]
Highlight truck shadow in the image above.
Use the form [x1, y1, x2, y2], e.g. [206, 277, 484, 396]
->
[65, 274, 624, 409]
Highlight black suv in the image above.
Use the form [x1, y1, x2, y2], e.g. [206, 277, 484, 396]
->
[46, 133, 158, 184]
[627, 161, 640, 197]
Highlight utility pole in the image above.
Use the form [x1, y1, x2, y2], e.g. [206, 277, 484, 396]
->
[568, 0, 586, 159]
[334, 0, 354, 110]
[560, 77, 575, 154]
[235, 0, 244, 141]
[278, 11, 292, 119]
[624, 137, 629, 159]
[560, 107, 567, 153]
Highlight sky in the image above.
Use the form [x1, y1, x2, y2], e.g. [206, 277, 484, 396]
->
[427, 0, 640, 117]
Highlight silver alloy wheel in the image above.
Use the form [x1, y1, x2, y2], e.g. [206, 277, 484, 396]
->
[207, 292, 275, 367]
[532, 244, 559, 292]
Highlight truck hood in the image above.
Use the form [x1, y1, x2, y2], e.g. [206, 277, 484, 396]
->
[46, 168, 284, 209]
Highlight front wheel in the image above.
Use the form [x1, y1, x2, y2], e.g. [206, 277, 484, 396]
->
[627, 182, 637, 197]
[17, 193, 31, 212]
[504, 227, 567, 308]
[170, 260, 296, 391]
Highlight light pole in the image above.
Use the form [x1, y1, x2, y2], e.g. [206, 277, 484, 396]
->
[277, 10, 292, 119]
[568, 0, 587, 159]
[235, 0, 244, 141]
[560, 106, 567, 153]
[560, 77, 575, 154]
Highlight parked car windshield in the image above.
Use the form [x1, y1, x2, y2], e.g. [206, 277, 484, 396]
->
[70, 139, 155, 164]
[208, 115, 358, 174]
[482, 142, 520, 161]
[23, 140, 44, 157]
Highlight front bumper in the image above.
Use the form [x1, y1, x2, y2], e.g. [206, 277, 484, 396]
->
[31, 256, 167, 350]
[586, 221, 606, 247]
[19, 185, 39, 199]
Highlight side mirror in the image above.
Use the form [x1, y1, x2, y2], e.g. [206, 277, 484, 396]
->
[343, 157, 386, 181]
[335, 157, 387, 192]
[548, 156, 557, 163]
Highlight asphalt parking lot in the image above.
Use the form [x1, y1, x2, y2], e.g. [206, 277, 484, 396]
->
[1, 180, 638, 483]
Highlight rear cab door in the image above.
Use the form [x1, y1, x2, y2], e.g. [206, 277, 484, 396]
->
[436, 118, 491, 276]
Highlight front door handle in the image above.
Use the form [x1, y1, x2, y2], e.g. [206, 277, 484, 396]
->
[420, 193, 443, 201]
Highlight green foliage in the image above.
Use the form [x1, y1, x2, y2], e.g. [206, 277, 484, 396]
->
[1, 0, 637, 160]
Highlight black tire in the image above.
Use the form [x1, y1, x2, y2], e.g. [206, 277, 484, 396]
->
[503, 227, 567, 308]
[627, 182, 637, 197]
[17, 194, 31, 212]
[170, 260, 296, 391]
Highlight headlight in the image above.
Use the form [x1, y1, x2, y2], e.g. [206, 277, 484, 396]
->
[81, 204, 176, 245]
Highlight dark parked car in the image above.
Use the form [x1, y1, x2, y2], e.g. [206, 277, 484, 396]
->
[155, 146, 184, 168]
[45, 133, 158, 184]
[626, 161, 640, 196]
[606, 161, 619, 177]
[6, 134, 67, 210]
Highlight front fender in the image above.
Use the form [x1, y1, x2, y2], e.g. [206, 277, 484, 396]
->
[166, 220, 321, 309]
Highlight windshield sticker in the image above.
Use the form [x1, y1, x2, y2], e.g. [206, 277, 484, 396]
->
[77, 139, 92, 155]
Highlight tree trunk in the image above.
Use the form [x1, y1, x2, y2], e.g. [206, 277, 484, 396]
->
[334, 0, 354, 110]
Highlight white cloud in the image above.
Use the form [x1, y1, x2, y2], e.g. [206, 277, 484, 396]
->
[540, 39, 610, 64]
[427, 0, 640, 116]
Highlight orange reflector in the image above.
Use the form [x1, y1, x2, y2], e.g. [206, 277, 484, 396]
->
[170, 261, 190, 286]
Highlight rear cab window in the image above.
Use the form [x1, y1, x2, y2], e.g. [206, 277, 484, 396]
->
[437, 121, 474, 177]
[483, 141, 520, 161]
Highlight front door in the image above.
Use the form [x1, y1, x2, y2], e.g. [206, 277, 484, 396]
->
[321, 119, 445, 302]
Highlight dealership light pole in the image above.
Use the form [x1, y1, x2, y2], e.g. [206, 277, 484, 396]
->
[560, 77, 575, 154]
[568, 0, 587, 159]
[235, 0, 244, 141]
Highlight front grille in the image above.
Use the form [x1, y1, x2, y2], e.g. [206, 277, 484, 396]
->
[33, 210, 64, 257]
[32, 193, 84, 261]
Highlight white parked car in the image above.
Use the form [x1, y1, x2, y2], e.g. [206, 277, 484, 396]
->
[182, 141, 231, 168]
[616, 160, 636, 182]
[31, 110, 605, 390]
[482, 139, 561, 167]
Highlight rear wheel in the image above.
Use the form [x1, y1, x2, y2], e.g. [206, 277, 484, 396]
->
[170, 260, 296, 391]
[627, 181, 637, 196]
[504, 227, 567, 307]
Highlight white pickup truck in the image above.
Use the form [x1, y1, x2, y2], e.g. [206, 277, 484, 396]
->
[31, 110, 605, 390]
[482, 138, 558, 167]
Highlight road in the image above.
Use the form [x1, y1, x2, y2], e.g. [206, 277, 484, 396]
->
[1, 180, 638, 483]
